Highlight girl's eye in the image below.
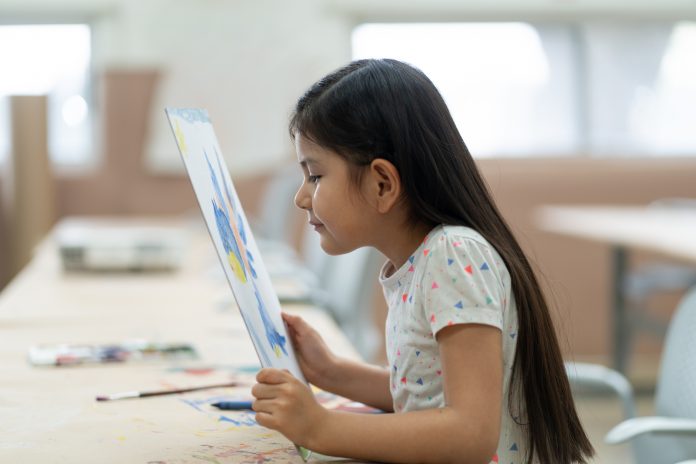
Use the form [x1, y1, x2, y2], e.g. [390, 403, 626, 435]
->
[307, 175, 321, 184]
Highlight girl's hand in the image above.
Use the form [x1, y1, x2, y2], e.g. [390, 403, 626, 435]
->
[282, 312, 339, 388]
[251, 368, 327, 447]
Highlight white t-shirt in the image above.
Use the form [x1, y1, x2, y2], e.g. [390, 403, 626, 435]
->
[379, 224, 528, 464]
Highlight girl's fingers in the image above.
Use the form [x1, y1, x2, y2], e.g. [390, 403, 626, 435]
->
[251, 382, 281, 400]
[254, 411, 276, 429]
[282, 312, 308, 333]
[281, 313, 300, 338]
[256, 367, 291, 384]
[251, 398, 275, 413]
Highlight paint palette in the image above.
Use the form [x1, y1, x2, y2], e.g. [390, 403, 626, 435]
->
[28, 341, 198, 366]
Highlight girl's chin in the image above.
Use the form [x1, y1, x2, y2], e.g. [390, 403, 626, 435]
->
[318, 236, 359, 257]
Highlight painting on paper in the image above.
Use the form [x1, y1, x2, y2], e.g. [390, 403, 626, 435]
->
[165, 108, 304, 380]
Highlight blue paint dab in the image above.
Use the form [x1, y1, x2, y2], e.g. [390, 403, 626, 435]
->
[510, 443, 518, 451]
[510, 332, 517, 339]
[416, 378, 424, 385]
[219, 413, 257, 427]
[447, 258, 454, 266]
[408, 256, 415, 264]
[480, 262, 490, 271]
[455, 301, 463, 309]
[409, 295, 413, 304]
[416, 350, 421, 356]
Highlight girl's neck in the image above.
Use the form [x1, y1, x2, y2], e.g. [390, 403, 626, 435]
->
[377, 221, 434, 275]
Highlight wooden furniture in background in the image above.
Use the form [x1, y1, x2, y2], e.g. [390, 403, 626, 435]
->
[536, 204, 696, 374]
[4, 95, 56, 277]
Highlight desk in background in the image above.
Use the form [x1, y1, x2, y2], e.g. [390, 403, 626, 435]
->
[0, 217, 362, 463]
[536, 205, 696, 374]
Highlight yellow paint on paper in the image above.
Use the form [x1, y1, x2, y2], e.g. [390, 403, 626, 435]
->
[175, 120, 188, 156]
[228, 252, 247, 283]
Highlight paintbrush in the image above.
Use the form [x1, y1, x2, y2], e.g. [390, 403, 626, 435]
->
[96, 382, 238, 401]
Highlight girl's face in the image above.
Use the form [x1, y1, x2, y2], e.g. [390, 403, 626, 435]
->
[293, 134, 373, 255]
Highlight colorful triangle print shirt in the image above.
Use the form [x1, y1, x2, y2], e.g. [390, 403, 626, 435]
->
[379, 225, 528, 464]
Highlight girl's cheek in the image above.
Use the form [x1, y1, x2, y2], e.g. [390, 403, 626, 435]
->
[312, 191, 324, 213]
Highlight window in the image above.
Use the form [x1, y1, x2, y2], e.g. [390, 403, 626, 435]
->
[627, 22, 696, 155]
[0, 24, 92, 166]
[352, 21, 696, 158]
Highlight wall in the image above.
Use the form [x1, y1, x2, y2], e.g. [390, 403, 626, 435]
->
[93, 0, 354, 177]
[477, 158, 696, 361]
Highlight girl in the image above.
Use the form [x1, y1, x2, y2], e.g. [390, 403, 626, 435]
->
[251, 59, 594, 464]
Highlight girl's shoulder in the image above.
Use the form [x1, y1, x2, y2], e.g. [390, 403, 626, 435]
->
[424, 224, 508, 275]
[426, 224, 495, 252]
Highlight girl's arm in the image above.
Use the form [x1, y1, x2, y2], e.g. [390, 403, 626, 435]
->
[282, 312, 393, 411]
[253, 323, 503, 464]
[316, 356, 393, 412]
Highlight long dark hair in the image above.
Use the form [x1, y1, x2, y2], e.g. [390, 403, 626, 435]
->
[289, 59, 594, 464]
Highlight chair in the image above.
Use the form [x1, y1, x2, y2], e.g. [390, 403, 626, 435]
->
[566, 286, 696, 464]
[253, 162, 302, 244]
[251, 163, 322, 300]
[316, 246, 384, 361]
[619, 198, 696, 373]
[267, 224, 383, 359]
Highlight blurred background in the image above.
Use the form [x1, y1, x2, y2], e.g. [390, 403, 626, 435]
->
[1, 0, 696, 460]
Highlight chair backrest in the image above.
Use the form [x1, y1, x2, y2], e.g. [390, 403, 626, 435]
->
[655, 286, 696, 419]
[634, 286, 696, 464]
[300, 222, 330, 279]
[255, 163, 301, 243]
[319, 247, 384, 360]
[295, 223, 384, 360]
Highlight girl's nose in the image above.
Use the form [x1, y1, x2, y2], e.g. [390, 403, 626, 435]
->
[294, 182, 311, 211]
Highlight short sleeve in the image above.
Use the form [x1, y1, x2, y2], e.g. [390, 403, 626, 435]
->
[420, 233, 507, 336]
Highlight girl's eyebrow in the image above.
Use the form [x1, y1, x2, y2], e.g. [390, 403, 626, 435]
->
[299, 157, 320, 168]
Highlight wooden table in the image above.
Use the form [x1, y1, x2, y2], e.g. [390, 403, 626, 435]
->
[536, 205, 696, 373]
[0, 217, 362, 463]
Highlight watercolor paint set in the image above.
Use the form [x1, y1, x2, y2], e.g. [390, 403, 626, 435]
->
[28, 340, 198, 366]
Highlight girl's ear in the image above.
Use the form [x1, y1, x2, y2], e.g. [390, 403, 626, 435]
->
[367, 158, 402, 214]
